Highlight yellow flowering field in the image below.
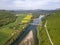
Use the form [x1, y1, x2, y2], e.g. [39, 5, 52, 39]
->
[21, 15, 33, 23]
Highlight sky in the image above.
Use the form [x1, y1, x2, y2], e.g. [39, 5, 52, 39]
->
[0, 0, 60, 10]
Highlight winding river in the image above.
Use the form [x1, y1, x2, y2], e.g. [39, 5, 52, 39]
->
[11, 15, 44, 45]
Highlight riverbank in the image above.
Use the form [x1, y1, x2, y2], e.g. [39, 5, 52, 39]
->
[37, 15, 51, 45]
[10, 15, 44, 45]
[19, 30, 34, 45]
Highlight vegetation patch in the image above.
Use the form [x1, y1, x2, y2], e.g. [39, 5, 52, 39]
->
[0, 13, 26, 45]
[0, 13, 33, 45]
[47, 10, 60, 45]
[37, 17, 51, 45]
[0, 11, 16, 27]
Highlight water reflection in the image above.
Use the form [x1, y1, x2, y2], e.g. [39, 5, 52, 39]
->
[31, 15, 44, 25]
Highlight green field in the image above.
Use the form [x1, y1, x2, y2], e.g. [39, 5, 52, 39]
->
[47, 10, 60, 45]
[37, 18, 51, 45]
[0, 14, 26, 45]
[0, 28, 15, 45]
[0, 11, 16, 27]
[0, 13, 33, 45]
[37, 26, 51, 45]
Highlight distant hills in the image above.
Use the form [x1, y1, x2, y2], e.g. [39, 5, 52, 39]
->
[12, 9, 55, 14]
[0, 9, 59, 14]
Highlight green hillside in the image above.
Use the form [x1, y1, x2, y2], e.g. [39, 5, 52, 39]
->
[37, 17, 51, 45]
[37, 10, 60, 45]
[0, 12, 33, 45]
[47, 10, 60, 45]
[0, 11, 16, 27]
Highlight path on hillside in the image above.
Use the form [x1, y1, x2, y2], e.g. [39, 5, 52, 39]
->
[44, 20, 54, 45]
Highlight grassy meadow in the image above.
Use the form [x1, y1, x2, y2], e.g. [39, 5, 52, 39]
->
[47, 10, 60, 45]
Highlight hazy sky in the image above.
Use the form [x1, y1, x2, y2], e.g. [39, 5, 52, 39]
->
[0, 0, 60, 10]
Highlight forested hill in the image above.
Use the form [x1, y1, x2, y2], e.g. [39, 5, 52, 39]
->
[0, 10, 16, 27]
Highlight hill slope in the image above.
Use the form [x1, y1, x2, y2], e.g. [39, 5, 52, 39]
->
[0, 10, 16, 27]
[47, 10, 60, 45]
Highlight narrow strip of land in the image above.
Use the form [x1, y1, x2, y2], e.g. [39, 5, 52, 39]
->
[44, 20, 54, 45]
[19, 30, 34, 45]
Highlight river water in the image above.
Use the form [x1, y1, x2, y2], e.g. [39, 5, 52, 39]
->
[11, 15, 44, 45]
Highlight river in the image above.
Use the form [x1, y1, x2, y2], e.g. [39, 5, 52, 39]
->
[11, 15, 44, 45]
